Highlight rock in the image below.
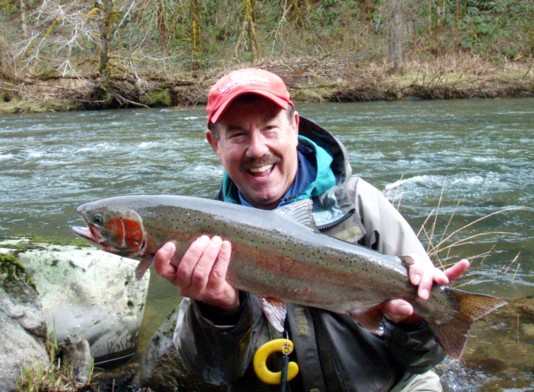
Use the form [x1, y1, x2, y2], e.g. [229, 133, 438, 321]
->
[131, 307, 223, 392]
[0, 253, 49, 392]
[0, 238, 150, 366]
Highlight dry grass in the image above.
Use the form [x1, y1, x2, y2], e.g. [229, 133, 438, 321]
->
[321, 52, 534, 101]
[17, 333, 96, 392]
[415, 188, 526, 278]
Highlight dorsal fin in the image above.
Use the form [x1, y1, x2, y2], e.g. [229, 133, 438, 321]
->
[276, 199, 317, 230]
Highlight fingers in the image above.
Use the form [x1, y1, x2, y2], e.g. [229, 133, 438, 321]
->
[204, 239, 239, 310]
[444, 259, 470, 282]
[408, 261, 445, 300]
[180, 235, 230, 294]
[413, 264, 432, 300]
[384, 258, 470, 326]
[176, 235, 218, 292]
[158, 235, 239, 311]
[210, 239, 232, 282]
[408, 256, 470, 301]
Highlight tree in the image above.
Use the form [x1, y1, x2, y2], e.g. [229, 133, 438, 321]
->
[288, 0, 310, 26]
[190, 0, 201, 65]
[16, 0, 93, 76]
[385, 0, 412, 72]
[91, 0, 119, 86]
[156, 0, 168, 49]
[20, 0, 29, 40]
[235, 0, 261, 61]
[0, 34, 16, 80]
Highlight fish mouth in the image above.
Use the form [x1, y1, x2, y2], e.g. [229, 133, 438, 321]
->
[71, 224, 103, 245]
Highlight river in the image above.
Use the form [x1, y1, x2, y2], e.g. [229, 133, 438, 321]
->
[1, 98, 533, 389]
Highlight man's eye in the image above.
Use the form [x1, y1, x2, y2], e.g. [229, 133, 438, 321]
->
[228, 132, 246, 140]
[264, 126, 280, 135]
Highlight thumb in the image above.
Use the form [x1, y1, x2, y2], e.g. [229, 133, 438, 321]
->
[154, 241, 178, 278]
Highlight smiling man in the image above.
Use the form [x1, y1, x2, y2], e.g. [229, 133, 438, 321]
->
[207, 94, 299, 210]
[155, 68, 469, 391]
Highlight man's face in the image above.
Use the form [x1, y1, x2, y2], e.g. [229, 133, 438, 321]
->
[206, 96, 299, 210]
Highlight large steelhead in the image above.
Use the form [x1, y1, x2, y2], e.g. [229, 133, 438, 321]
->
[72, 195, 506, 359]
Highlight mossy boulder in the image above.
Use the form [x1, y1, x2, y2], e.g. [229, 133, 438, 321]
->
[1, 239, 150, 367]
[0, 253, 49, 391]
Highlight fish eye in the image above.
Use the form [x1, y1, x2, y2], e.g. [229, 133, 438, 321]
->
[92, 213, 103, 224]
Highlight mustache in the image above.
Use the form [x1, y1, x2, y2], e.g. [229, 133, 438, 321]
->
[241, 154, 281, 171]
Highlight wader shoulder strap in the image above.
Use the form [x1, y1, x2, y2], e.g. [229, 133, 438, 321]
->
[286, 304, 328, 392]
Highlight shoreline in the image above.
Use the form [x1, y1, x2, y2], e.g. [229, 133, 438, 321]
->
[1, 58, 533, 114]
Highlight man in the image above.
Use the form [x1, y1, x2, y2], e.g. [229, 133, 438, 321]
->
[155, 68, 469, 391]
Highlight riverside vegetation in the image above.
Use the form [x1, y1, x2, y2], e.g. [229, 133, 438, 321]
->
[0, 0, 533, 113]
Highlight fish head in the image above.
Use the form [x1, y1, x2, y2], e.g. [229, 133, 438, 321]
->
[72, 203, 147, 257]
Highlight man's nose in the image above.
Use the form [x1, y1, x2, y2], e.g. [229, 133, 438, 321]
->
[246, 132, 269, 158]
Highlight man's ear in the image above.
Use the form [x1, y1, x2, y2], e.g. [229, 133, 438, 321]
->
[293, 111, 300, 132]
[205, 129, 219, 157]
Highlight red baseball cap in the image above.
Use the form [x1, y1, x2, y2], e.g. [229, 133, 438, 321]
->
[206, 68, 293, 124]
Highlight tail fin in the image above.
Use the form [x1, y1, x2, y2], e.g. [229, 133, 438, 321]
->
[429, 289, 507, 360]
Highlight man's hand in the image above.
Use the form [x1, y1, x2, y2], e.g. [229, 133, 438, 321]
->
[382, 258, 470, 324]
[154, 236, 240, 312]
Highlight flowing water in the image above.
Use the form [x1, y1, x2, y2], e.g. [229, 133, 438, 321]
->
[1, 98, 533, 389]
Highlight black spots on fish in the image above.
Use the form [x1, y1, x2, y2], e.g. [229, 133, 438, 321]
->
[239, 235, 247, 243]
[267, 237, 294, 255]
[249, 234, 279, 252]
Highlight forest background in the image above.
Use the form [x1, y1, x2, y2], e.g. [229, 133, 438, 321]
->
[0, 0, 533, 113]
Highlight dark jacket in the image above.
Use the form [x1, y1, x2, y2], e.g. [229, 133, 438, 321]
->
[173, 117, 445, 392]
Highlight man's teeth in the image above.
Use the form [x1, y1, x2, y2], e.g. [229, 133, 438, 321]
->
[249, 165, 273, 174]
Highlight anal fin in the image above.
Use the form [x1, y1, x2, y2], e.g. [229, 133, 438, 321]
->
[260, 297, 287, 333]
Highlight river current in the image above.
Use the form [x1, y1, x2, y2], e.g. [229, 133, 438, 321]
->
[1, 98, 533, 388]
[1, 98, 532, 292]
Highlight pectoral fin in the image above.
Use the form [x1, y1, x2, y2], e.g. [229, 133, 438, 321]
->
[135, 256, 153, 280]
[350, 305, 384, 334]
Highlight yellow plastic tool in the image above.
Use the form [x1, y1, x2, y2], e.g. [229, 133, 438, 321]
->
[253, 339, 299, 385]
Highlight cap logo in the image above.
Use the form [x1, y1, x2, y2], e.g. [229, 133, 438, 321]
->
[207, 68, 291, 124]
[218, 71, 271, 96]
